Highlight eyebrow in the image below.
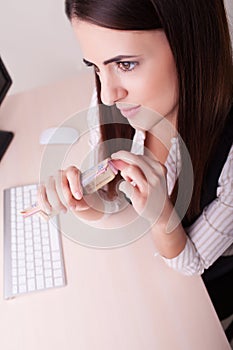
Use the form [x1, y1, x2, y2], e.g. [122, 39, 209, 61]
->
[83, 55, 141, 67]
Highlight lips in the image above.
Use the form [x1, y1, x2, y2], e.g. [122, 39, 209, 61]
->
[116, 104, 141, 119]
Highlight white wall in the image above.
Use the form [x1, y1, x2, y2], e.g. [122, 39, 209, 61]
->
[225, 0, 233, 40]
[0, 0, 83, 95]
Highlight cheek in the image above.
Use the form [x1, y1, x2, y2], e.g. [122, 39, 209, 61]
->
[140, 58, 178, 114]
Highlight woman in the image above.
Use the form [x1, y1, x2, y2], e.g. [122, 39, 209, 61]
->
[40, 0, 233, 317]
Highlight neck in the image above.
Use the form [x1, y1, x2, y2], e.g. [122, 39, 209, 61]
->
[145, 116, 177, 164]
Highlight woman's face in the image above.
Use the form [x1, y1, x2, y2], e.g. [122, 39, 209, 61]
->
[72, 20, 179, 130]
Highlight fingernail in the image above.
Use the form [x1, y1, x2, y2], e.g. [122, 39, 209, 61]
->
[74, 191, 82, 200]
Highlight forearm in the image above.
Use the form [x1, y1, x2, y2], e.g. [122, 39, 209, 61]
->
[151, 199, 187, 259]
[154, 201, 233, 276]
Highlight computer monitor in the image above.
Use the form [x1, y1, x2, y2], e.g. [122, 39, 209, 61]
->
[0, 56, 14, 161]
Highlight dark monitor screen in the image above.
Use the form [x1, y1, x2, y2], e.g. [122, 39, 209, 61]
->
[0, 56, 14, 161]
[0, 56, 12, 105]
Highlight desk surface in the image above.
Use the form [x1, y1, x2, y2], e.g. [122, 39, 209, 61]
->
[0, 72, 231, 350]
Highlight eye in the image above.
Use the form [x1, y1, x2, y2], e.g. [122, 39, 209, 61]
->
[83, 60, 100, 74]
[117, 61, 137, 72]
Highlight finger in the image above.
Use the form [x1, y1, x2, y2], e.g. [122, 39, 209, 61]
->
[60, 169, 80, 209]
[120, 164, 148, 193]
[61, 168, 90, 211]
[37, 184, 53, 215]
[111, 150, 139, 165]
[65, 166, 83, 200]
[40, 176, 66, 216]
[112, 150, 160, 172]
[112, 151, 153, 175]
[110, 159, 128, 171]
[112, 151, 158, 186]
[45, 176, 67, 214]
[113, 151, 167, 190]
[119, 180, 137, 201]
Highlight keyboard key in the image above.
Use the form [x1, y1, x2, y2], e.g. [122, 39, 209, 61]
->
[42, 238, 49, 245]
[36, 276, 45, 289]
[54, 269, 62, 278]
[25, 232, 33, 239]
[26, 254, 34, 262]
[11, 244, 17, 252]
[19, 285, 27, 293]
[12, 260, 17, 268]
[17, 237, 25, 244]
[34, 243, 42, 251]
[43, 245, 50, 253]
[18, 268, 26, 276]
[18, 260, 26, 267]
[36, 267, 43, 275]
[25, 239, 33, 247]
[43, 253, 51, 261]
[52, 252, 60, 261]
[12, 252, 17, 259]
[12, 277, 17, 285]
[18, 276, 26, 285]
[44, 269, 52, 277]
[26, 247, 33, 254]
[49, 222, 60, 251]
[27, 279, 36, 291]
[44, 261, 51, 269]
[26, 262, 34, 270]
[17, 244, 25, 252]
[12, 286, 18, 294]
[16, 187, 22, 196]
[34, 251, 42, 259]
[35, 259, 42, 267]
[33, 229, 40, 236]
[12, 268, 17, 277]
[53, 261, 61, 269]
[45, 278, 53, 288]
[18, 252, 25, 260]
[27, 270, 35, 278]
[34, 236, 41, 244]
[17, 229, 24, 237]
[54, 278, 63, 287]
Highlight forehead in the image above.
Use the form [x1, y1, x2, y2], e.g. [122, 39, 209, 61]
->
[72, 19, 164, 61]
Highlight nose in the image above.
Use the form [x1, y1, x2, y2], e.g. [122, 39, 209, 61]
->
[99, 74, 127, 106]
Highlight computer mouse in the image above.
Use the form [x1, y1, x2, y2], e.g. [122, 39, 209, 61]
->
[39, 127, 79, 145]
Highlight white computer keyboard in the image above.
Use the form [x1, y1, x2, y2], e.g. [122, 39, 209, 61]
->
[3, 184, 66, 299]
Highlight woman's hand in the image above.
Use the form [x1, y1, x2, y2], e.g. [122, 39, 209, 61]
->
[37, 166, 90, 217]
[112, 151, 187, 258]
[111, 151, 170, 225]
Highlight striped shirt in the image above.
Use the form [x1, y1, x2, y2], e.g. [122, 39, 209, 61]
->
[162, 136, 233, 275]
[87, 92, 233, 275]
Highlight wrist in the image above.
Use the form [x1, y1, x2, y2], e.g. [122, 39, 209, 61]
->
[150, 199, 187, 259]
[154, 198, 181, 233]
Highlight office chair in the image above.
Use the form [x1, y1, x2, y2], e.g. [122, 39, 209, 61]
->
[199, 109, 233, 343]
[202, 255, 233, 343]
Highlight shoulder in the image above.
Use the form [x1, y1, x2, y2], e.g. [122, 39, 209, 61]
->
[217, 143, 233, 197]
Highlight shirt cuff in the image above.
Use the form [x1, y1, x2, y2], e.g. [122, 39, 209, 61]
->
[160, 238, 205, 275]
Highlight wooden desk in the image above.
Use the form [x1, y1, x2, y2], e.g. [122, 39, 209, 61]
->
[0, 72, 231, 350]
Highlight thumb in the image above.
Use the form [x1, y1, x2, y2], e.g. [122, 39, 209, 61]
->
[119, 180, 135, 201]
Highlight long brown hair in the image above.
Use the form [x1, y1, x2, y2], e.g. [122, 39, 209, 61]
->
[65, 0, 233, 223]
